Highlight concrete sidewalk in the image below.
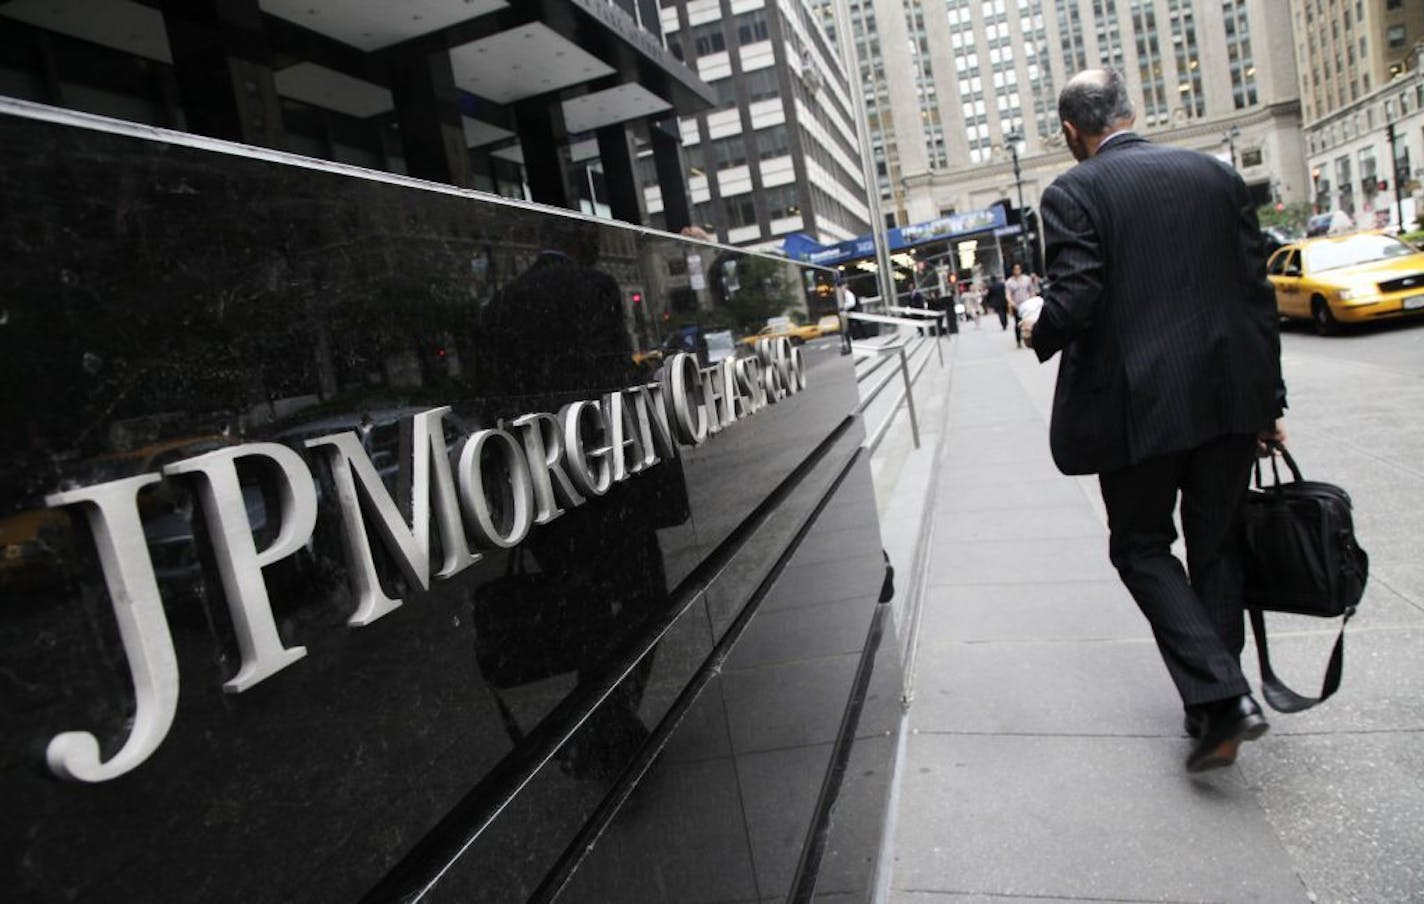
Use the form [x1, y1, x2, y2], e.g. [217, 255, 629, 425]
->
[874, 325, 1424, 904]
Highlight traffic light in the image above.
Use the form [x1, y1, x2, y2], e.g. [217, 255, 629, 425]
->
[630, 291, 643, 305]
[1377, 180, 1388, 192]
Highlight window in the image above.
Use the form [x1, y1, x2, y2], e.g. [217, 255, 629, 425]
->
[1241, 148, 1263, 168]
[755, 125, 790, 160]
[1387, 26, 1406, 49]
[693, 23, 725, 56]
[765, 185, 800, 220]
[736, 11, 768, 45]
[743, 68, 780, 102]
[711, 136, 748, 169]
[726, 194, 758, 228]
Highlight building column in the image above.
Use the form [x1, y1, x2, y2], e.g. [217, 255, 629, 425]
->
[515, 98, 576, 210]
[160, 0, 285, 148]
[596, 123, 644, 224]
[651, 117, 692, 231]
[387, 49, 472, 188]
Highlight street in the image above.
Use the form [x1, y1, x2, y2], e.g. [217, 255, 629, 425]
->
[1279, 316, 1424, 376]
[883, 316, 1424, 904]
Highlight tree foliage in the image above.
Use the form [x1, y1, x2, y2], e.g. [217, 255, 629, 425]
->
[1256, 201, 1312, 233]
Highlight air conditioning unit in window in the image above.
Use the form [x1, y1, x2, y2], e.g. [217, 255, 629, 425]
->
[800, 50, 821, 94]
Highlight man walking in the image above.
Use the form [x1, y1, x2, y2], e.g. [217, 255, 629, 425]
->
[1005, 262, 1035, 348]
[1019, 69, 1287, 773]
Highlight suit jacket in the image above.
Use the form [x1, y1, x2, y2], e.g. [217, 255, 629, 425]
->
[1032, 134, 1285, 475]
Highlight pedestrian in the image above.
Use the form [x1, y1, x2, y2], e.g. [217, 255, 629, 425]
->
[839, 282, 861, 343]
[909, 287, 933, 335]
[1005, 262, 1035, 348]
[960, 281, 983, 328]
[1018, 68, 1287, 773]
[983, 273, 1008, 332]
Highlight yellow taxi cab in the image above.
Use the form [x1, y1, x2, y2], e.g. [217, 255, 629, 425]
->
[0, 435, 237, 595]
[738, 319, 822, 347]
[1266, 232, 1424, 335]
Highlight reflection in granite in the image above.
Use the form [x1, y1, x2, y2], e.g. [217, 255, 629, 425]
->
[549, 457, 903, 904]
[0, 103, 889, 903]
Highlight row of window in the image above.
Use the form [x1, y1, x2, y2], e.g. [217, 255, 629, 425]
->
[668, 9, 773, 61]
[1307, 82, 1424, 158]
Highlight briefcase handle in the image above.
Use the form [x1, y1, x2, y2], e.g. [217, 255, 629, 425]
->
[1252, 439, 1304, 491]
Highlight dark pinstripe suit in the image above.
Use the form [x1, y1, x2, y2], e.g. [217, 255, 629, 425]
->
[1031, 133, 1285, 707]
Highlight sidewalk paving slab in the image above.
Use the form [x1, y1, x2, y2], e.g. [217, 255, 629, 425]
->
[893, 733, 1308, 904]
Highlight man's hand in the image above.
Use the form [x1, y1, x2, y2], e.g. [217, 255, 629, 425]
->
[1256, 419, 1287, 456]
[1019, 313, 1039, 348]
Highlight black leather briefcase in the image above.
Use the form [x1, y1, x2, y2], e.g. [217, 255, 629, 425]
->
[1241, 443, 1368, 713]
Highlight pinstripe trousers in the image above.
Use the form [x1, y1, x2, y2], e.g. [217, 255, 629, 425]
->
[1098, 434, 1258, 707]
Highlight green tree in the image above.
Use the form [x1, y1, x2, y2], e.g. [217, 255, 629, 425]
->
[718, 256, 797, 333]
[1257, 201, 1312, 234]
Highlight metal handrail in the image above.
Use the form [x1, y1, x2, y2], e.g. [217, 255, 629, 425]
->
[850, 337, 921, 449]
[846, 310, 947, 368]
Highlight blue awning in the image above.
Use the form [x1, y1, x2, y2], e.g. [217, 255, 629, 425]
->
[781, 207, 1008, 266]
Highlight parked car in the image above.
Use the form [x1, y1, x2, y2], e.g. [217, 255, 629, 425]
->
[1305, 210, 1354, 237]
[0, 435, 247, 598]
[1260, 226, 1298, 260]
[1266, 232, 1424, 334]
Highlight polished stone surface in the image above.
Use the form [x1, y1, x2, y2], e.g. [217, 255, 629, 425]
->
[0, 106, 894, 903]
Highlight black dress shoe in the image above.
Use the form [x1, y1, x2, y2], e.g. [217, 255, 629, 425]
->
[1186, 695, 1269, 773]
[1184, 711, 1204, 739]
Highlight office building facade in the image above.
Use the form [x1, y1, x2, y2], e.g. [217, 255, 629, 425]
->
[652, 0, 872, 249]
[0, 0, 716, 230]
[1301, 42, 1424, 227]
[1292, 0, 1423, 126]
[817, 0, 1308, 239]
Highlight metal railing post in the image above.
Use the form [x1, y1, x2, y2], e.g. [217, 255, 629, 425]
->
[898, 347, 921, 449]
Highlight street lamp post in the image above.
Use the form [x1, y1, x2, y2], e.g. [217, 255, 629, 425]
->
[1003, 130, 1029, 268]
[1222, 124, 1240, 169]
[1386, 121, 1405, 232]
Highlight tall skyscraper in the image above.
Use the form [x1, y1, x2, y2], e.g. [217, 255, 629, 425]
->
[816, 0, 1308, 235]
[651, 0, 871, 249]
[1293, 0, 1424, 125]
[1293, 0, 1423, 227]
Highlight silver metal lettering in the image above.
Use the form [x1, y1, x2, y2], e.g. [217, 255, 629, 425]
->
[663, 352, 709, 444]
[457, 428, 534, 548]
[788, 344, 807, 392]
[631, 383, 678, 464]
[415, 407, 482, 579]
[512, 412, 585, 524]
[164, 443, 315, 692]
[305, 409, 472, 627]
[699, 363, 727, 435]
[602, 390, 647, 482]
[561, 400, 614, 497]
[772, 338, 795, 395]
[758, 340, 786, 403]
[720, 357, 750, 420]
[43, 474, 179, 782]
[735, 357, 766, 411]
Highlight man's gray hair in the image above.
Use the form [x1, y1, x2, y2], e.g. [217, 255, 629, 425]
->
[1058, 68, 1134, 135]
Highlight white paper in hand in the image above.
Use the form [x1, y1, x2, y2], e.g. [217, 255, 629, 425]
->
[1017, 295, 1044, 321]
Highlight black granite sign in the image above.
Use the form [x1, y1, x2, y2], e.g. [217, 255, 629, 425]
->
[0, 101, 897, 903]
